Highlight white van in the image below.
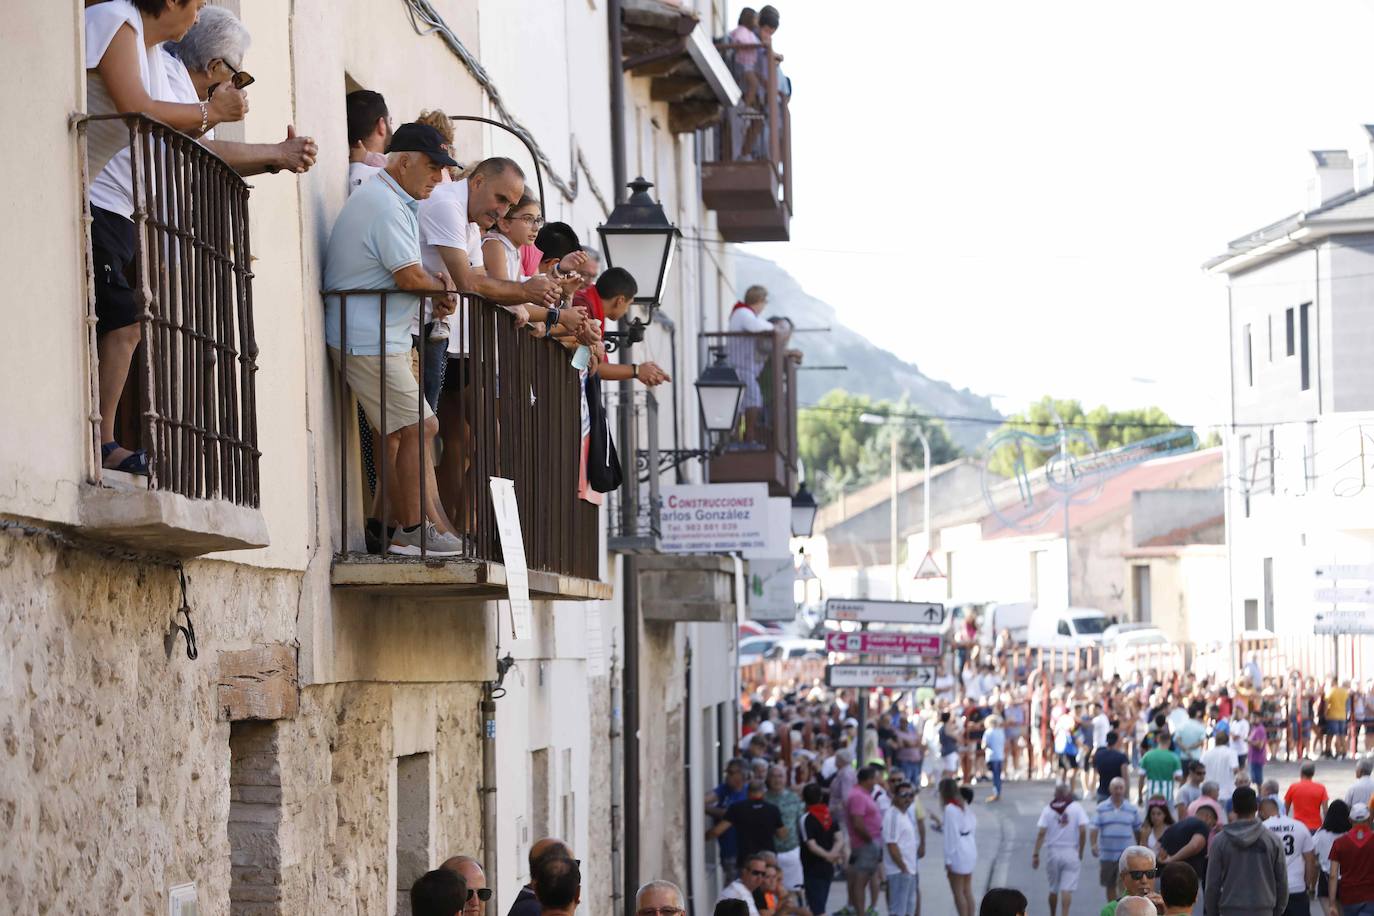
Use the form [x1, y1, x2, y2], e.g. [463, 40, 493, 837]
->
[1026, 606, 1113, 648]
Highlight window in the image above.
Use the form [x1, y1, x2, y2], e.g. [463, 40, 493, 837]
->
[1244, 599, 1259, 631]
[1285, 307, 1295, 356]
[395, 753, 433, 916]
[1132, 565, 1152, 622]
[1267, 314, 1274, 362]
[1239, 434, 1252, 517]
[1057, 620, 1071, 637]
[1262, 558, 1275, 631]
[229, 722, 283, 916]
[1243, 324, 1253, 387]
[531, 748, 551, 840]
[1267, 429, 1276, 495]
[1299, 302, 1311, 391]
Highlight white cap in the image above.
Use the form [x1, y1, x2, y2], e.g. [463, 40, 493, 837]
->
[1354, 803, 1371, 821]
[758, 720, 776, 735]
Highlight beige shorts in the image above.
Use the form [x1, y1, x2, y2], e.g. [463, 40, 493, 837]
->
[330, 348, 433, 435]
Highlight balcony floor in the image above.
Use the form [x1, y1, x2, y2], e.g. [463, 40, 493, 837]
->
[330, 554, 612, 601]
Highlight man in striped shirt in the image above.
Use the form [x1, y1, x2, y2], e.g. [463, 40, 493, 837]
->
[1139, 734, 1183, 805]
[1093, 778, 1144, 902]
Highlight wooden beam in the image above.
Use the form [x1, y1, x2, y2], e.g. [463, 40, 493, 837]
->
[651, 76, 707, 103]
[217, 644, 298, 721]
[669, 101, 724, 134]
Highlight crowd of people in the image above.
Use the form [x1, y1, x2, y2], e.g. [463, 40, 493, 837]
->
[727, 650, 1374, 916]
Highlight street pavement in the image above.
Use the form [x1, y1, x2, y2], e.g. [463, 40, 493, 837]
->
[820, 759, 1363, 916]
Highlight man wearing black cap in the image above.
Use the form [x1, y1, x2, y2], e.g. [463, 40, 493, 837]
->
[324, 121, 467, 556]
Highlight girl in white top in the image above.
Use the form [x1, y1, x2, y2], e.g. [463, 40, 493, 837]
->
[940, 778, 978, 916]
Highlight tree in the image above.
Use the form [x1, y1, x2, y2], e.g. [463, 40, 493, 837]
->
[985, 396, 1188, 478]
[798, 390, 960, 504]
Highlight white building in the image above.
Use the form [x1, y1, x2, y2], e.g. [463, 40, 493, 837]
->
[0, 1, 804, 912]
[1205, 132, 1374, 638]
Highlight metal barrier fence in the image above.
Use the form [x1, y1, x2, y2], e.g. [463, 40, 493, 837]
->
[328, 290, 597, 578]
[79, 113, 260, 505]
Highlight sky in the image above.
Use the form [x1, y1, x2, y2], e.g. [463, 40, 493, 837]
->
[730, 0, 1374, 426]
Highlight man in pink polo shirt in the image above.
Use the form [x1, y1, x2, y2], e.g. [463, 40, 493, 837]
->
[846, 766, 884, 916]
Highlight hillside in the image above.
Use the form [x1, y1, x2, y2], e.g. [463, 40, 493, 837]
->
[736, 256, 1002, 453]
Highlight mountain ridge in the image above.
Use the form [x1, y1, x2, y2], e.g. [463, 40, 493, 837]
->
[735, 256, 1002, 452]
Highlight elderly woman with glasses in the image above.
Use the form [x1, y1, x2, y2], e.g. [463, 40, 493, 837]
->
[164, 5, 317, 176]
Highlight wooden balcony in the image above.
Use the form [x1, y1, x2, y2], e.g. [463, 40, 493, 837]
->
[702, 330, 799, 497]
[700, 44, 793, 242]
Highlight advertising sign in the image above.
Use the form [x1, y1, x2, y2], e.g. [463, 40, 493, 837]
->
[824, 631, 943, 656]
[748, 557, 797, 621]
[824, 599, 947, 626]
[825, 664, 937, 689]
[659, 483, 787, 556]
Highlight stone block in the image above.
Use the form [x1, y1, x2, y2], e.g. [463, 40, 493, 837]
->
[218, 645, 299, 721]
[637, 555, 736, 623]
[76, 484, 271, 557]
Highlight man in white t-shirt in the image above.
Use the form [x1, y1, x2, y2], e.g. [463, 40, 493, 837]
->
[1199, 732, 1240, 802]
[346, 89, 390, 193]
[1091, 702, 1112, 752]
[1260, 796, 1317, 908]
[883, 784, 921, 916]
[1032, 783, 1090, 916]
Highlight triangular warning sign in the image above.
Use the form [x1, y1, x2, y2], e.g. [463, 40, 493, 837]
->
[913, 550, 945, 579]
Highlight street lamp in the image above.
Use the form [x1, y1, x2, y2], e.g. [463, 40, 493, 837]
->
[790, 481, 819, 538]
[596, 177, 680, 307]
[694, 347, 746, 435]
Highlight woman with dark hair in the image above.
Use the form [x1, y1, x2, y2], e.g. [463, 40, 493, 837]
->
[1140, 797, 1176, 852]
[941, 777, 977, 916]
[1314, 799, 1353, 904]
[714, 900, 751, 916]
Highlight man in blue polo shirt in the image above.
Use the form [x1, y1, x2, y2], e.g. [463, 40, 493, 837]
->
[1092, 776, 1143, 902]
[323, 122, 465, 556]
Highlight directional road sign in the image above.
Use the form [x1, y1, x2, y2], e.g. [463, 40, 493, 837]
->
[1315, 610, 1374, 635]
[1316, 565, 1374, 580]
[824, 599, 946, 626]
[825, 664, 938, 689]
[1315, 585, 1374, 605]
[825, 631, 943, 657]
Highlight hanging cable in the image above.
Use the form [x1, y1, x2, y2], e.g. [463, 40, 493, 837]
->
[403, 0, 611, 215]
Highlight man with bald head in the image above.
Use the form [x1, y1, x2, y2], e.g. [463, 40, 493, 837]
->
[634, 880, 685, 916]
[508, 837, 571, 916]
[1115, 896, 1158, 916]
[441, 855, 490, 916]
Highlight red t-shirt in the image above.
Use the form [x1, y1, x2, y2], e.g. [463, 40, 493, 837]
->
[572, 287, 607, 333]
[1332, 825, 1374, 903]
[1284, 779, 1329, 831]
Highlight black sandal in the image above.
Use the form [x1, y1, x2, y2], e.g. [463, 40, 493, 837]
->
[101, 441, 149, 476]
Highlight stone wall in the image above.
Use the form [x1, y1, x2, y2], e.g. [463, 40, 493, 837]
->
[0, 532, 484, 914]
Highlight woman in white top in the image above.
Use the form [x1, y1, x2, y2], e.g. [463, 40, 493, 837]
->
[940, 777, 977, 916]
[1313, 799, 1353, 904]
[85, 0, 248, 474]
[1139, 798, 1174, 852]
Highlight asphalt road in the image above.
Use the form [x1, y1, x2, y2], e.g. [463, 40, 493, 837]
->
[822, 759, 1363, 916]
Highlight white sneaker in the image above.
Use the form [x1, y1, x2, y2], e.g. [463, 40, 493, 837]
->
[387, 522, 466, 557]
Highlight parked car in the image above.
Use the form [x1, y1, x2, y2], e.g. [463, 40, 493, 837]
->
[739, 621, 779, 639]
[739, 635, 782, 665]
[1026, 606, 1113, 649]
[1101, 625, 1183, 678]
[762, 638, 827, 662]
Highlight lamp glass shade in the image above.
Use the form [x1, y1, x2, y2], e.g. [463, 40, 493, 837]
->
[790, 484, 819, 537]
[695, 359, 745, 434]
[598, 228, 677, 304]
[596, 177, 680, 305]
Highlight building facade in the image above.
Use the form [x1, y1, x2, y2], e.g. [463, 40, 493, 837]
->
[0, 0, 804, 912]
[1206, 134, 1374, 639]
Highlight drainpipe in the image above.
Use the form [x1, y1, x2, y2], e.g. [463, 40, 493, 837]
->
[480, 686, 498, 913]
[684, 636, 695, 916]
[608, 1, 641, 909]
[609, 633, 625, 916]
[608, 0, 627, 199]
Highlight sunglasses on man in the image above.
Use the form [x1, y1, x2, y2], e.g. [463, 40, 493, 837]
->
[467, 888, 493, 902]
[1125, 868, 1161, 881]
[209, 60, 255, 97]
